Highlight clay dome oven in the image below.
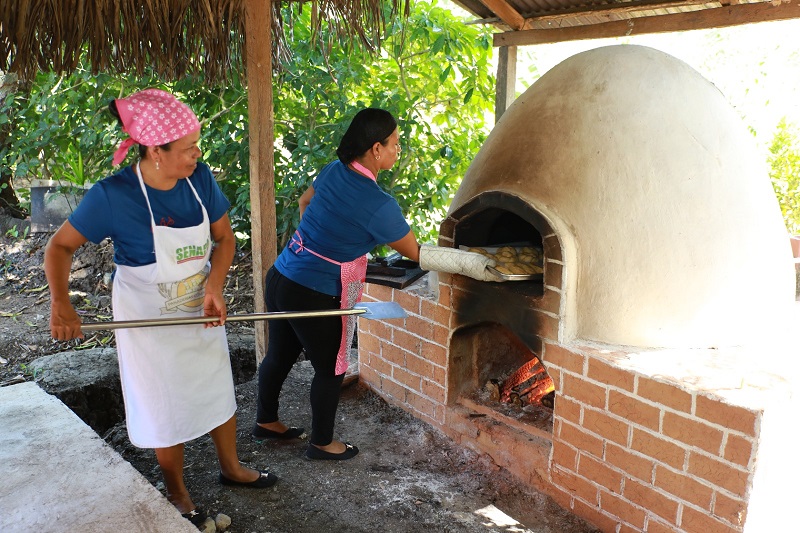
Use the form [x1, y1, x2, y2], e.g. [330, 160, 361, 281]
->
[444, 44, 795, 349]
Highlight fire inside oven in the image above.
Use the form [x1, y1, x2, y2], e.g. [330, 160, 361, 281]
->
[445, 194, 556, 420]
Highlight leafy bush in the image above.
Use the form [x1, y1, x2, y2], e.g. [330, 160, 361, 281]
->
[0, 1, 494, 253]
[768, 118, 800, 235]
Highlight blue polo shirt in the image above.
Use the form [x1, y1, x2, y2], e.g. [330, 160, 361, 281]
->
[274, 160, 410, 296]
[68, 162, 230, 267]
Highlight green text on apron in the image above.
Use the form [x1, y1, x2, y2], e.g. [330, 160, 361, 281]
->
[112, 163, 235, 448]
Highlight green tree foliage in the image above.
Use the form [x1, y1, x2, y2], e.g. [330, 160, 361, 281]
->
[768, 118, 800, 234]
[0, 1, 494, 252]
[0, 70, 250, 232]
[270, 0, 495, 249]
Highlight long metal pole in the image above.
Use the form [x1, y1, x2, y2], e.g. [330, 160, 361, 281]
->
[81, 308, 366, 332]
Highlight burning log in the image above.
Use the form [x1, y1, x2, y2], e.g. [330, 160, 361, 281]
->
[492, 356, 555, 409]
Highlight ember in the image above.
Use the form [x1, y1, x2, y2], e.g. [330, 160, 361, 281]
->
[484, 357, 555, 410]
[498, 356, 554, 408]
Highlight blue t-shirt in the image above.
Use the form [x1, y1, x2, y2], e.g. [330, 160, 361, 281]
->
[68, 162, 230, 267]
[275, 160, 410, 296]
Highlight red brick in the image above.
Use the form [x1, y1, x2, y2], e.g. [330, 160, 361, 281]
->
[360, 293, 378, 303]
[583, 408, 629, 446]
[551, 466, 600, 505]
[432, 323, 450, 346]
[588, 358, 636, 392]
[368, 319, 393, 340]
[563, 374, 607, 409]
[552, 440, 578, 470]
[437, 283, 451, 307]
[406, 352, 434, 379]
[420, 299, 451, 328]
[380, 376, 408, 402]
[405, 314, 434, 339]
[630, 428, 686, 470]
[687, 452, 749, 496]
[579, 454, 624, 494]
[381, 341, 406, 367]
[549, 485, 574, 514]
[645, 517, 681, 533]
[653, 465, 713, 509]
[544, 343, 585, 374]
[421, 341, 447, 367]
[359, 360, 377, 378]
[406, 389, 437, 419]
[365, 283, 393, 301]
[663, 412, 723, 455]
[393, 290, 421, 315]
[713, 491, 747, 528]
[358, 332, 380, 355]
[549, 368, 563, 392]
[393, 329, 422, 354]
[695, 396, 758, 437]
[420, 379, 445, 403]
[393, 366, 421, 392]
[364, 352, 392, 377]
[680, 504, 739, 533]
[545, 260, 563, 288]
[599, 490, 646, 529]
[420, 296, 436, 316]
[637, 378, 692, 413]
[558, 423, 605, 459]
[543, 234, 562, 261]
[539, 287, 562, 315]
[722, 434, 753, 468]
[605, 443, 654, 483]
[534, 310, 560, 343]
[432, 365, 445, 388]
[623, 478, 679, 524]
[571, 496, 620, 533]
[608, 390, 660, 431]
[554, 395, 582, 424]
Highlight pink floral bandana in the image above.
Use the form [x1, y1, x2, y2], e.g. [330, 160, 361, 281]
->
[112, 88, 201, 166]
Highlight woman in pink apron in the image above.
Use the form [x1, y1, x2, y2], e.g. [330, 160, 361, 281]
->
[45, 89, 276, 527]
[253, 109, 422, 460]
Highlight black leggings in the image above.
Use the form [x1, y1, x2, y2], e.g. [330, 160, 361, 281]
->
[256, 266, 345, 446]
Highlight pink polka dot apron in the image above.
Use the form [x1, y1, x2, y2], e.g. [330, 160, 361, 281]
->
[288, 162, 375, 375]
[112, 163, 235, 448]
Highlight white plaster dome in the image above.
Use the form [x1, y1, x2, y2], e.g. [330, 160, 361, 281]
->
[450, 44, 795, 349]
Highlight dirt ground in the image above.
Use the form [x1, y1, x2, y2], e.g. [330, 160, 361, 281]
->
[0, 213, 600, 533]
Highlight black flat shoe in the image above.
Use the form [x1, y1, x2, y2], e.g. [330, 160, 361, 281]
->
[305, 442, 359, 461]
[252, 424, 306, 440]
[181, 507, 207, 527]
[219, 469, 278, 488]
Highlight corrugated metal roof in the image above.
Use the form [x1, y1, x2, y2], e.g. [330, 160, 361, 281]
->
[455, 0, 785, 32]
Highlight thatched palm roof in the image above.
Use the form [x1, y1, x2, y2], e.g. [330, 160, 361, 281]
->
[0, 0, 407, 83]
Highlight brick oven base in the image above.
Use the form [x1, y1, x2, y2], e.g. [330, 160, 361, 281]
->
[358, 274, 800, 533]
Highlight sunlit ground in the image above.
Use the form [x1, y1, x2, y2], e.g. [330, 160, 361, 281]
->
[474, 504, 532, 532]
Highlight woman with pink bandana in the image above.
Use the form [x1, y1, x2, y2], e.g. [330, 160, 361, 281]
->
[44, 89, 275, 528]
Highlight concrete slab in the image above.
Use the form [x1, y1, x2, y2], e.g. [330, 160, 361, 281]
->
[0, 382, 196, 532]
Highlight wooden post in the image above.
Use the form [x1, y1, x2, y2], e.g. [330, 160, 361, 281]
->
[495, 45, 517, 124]
[244, 0, 276, 364]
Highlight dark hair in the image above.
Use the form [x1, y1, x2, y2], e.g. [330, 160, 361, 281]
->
[108, 100, 171, 159]
[336, 108, 397, 164]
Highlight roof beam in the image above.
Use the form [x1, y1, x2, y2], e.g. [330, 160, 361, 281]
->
[493, 0, 800, 47]
[479, 0, 530, 30]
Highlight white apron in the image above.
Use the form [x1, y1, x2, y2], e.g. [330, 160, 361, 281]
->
[112, 163, 236, 448]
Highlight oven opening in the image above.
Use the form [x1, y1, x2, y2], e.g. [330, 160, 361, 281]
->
[450, 323, 555, 434]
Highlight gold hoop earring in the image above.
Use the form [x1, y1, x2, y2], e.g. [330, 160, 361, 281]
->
[376, 155, 381, 160]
